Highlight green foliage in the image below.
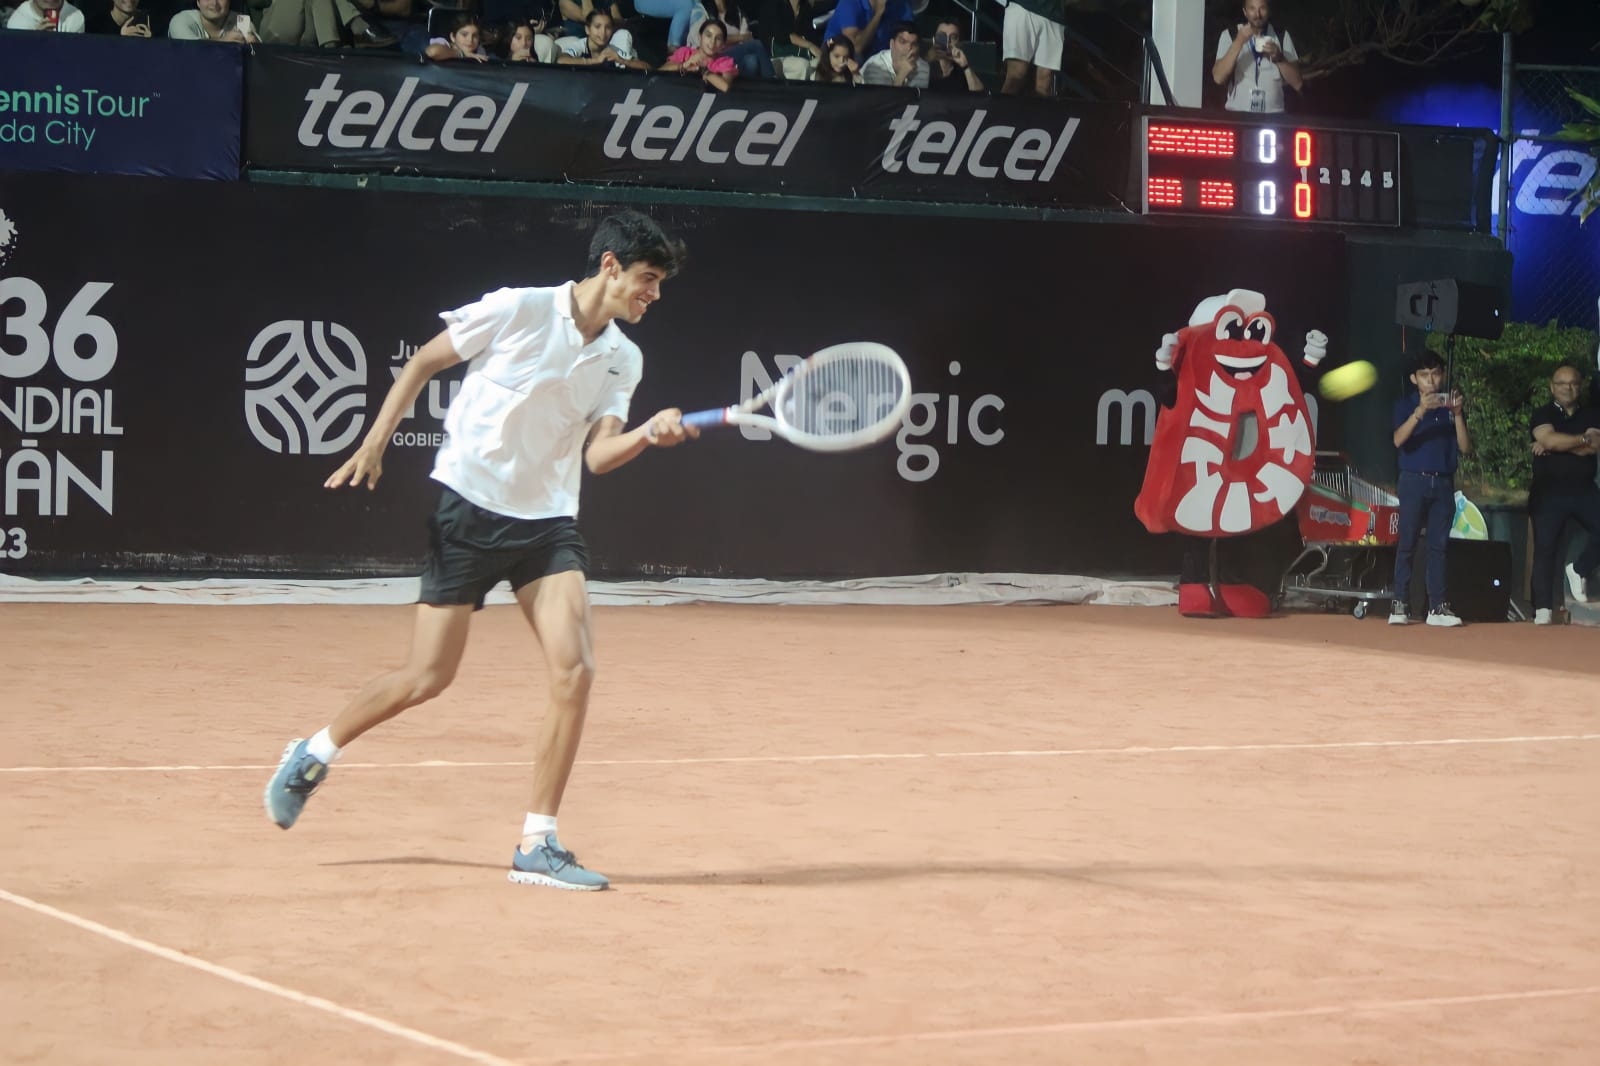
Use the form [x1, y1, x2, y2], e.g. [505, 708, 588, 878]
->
[1554, 88, 1600, 223]
[1426, 322, 1599, 502]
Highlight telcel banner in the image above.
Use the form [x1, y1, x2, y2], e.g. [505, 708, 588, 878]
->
[0, 31, 242, 180]
[246, 50, 1131, 209]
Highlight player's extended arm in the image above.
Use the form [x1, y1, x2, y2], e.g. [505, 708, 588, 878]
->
[585, 410, 697, 475]
[325, 330, 464, 490]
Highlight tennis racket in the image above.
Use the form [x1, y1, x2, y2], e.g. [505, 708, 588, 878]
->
[679, 342, 913, 452]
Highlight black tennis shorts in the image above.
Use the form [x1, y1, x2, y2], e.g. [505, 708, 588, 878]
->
[418, 486, 590, 611]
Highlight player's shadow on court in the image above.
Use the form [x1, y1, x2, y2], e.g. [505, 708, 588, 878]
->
[322, 856, 1392, 893]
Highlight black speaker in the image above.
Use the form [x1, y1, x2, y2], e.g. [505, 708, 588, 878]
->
[1405, 539, 1513, 622]
[1394, 279, 1506, 340]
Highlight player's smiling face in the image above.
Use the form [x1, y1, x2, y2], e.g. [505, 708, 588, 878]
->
[606, 260, 665, 323]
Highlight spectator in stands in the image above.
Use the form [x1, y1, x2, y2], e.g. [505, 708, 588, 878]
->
[169, 0, 256, 40]
[557, 8, 650, 69]
[556, 0, 630, 58]
[823, 0, 913, 60]
[502, 20, 556, 61]
[860, 20, 927, 88]
[690, 0, 772, 78]
[258, 0, 394, 47]
[1000, 0, 1064, 97]
[759, 0, 824, 80]
[554, 0, 633, 54]
[660, 15, 736, 91]
[1212, 0, 1301, 113]
[426, 11, 488, 59]
[810, 33, 859, 84]
[927, 18, 983, 93]
[6, 0, 87, 31]
[85, 0, 153, 35]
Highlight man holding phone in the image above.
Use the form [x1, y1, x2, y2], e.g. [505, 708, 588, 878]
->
[1388, 351, 1472, 627]
[86, 0, 154, 35]
[928, 19, 984, 93]
[6, 0, 88, 31]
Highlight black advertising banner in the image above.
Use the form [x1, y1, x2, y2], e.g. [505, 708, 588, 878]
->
[0, 170, 1344, 579]
[245, 50, 1130, 209]
[0, 31, 242, 180]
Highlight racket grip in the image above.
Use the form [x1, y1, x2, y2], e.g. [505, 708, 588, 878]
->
[682, 408, 729, 430]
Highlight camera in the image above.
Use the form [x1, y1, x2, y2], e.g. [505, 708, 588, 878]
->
[933, 31, 950, 49]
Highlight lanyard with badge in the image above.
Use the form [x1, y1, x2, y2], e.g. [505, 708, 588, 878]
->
[1246, 30, 1270, 112]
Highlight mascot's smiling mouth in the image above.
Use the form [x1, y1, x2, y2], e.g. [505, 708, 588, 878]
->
[1215, 353, 1267, 379]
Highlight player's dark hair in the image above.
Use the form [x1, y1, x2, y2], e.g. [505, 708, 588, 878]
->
[584, 211, 684, 279]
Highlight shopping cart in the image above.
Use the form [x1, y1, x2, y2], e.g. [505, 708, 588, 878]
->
[1279, 452, 1402, 619]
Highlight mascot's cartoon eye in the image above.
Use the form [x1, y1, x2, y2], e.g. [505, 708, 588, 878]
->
[1244, 315, 1273, 344]
[1214, 311, 1246, 342]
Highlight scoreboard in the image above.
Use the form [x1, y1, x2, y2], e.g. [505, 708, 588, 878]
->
[1140, 116, 1402, 227]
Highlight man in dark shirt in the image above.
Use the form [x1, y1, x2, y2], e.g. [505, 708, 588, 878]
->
[1389, 351, 1472, 627]
[927, 19, 985, 93]
[1528, 363, 1600, 624]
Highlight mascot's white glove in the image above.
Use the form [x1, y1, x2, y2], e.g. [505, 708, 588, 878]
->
[1303, 329, 1329, 367]
[1155, 332, 1180, 372]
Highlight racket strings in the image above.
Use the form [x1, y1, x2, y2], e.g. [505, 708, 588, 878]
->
[782, 353, 906, 440]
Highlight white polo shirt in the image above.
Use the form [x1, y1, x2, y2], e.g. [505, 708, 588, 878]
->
[432, 282, 642, 520]
[1216, 26, 1297, 113]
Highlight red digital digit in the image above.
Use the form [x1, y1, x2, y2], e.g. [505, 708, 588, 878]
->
[1294, 130, 1312, 168]
[1293, 182, 1312, 218]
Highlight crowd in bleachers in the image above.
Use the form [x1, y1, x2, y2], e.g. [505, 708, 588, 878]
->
[1, 0, 1070, 96]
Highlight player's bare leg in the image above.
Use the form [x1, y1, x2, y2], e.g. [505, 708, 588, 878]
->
[1001, 58, 1029, 95]
[1033, 66, 1055, 99]
[329, 604, 474, 746]
[507, 569, 609, 890]
[518, 570, 596, 820]
[264, 604, 472, 829]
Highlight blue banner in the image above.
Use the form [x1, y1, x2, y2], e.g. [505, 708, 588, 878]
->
[0, 30, 241, 180]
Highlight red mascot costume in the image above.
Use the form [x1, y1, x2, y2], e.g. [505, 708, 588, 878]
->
[1135, 289, 1329, 618]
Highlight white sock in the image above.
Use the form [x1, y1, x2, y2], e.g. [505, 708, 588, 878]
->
[521, 813, 558, 850]
[305, 727, 341, 764]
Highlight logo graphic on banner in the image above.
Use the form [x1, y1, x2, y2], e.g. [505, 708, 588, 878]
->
[0, 33, 241, 180]
[244, 320, 368, 455]
[0, 209, 16, 269]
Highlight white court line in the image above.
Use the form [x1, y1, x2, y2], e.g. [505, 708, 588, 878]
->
[2, 733, 1597, 774]
[554, 985, 1600, 1061]
[0, 887, 521, 1066]
[5, 887, 1593, 1066]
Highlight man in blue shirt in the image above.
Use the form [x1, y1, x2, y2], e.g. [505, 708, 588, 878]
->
[1389, 351, 1472, 626]
[824, 0, 913, 59]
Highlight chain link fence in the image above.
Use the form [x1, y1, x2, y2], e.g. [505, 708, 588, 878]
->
[1506, 65, 1600, 331]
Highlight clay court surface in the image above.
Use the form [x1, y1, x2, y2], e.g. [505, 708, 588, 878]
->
[2, 601, 1596, 1065]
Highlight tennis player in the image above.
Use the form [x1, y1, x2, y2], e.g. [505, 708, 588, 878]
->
[264, 210, 696, 891]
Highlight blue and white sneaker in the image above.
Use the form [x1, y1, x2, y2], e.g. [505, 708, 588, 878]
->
[508, 833, 609, 891]
[263, 738, 329, 830]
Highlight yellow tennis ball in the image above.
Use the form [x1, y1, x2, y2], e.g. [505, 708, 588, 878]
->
[1319, 360, 1378, 401]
